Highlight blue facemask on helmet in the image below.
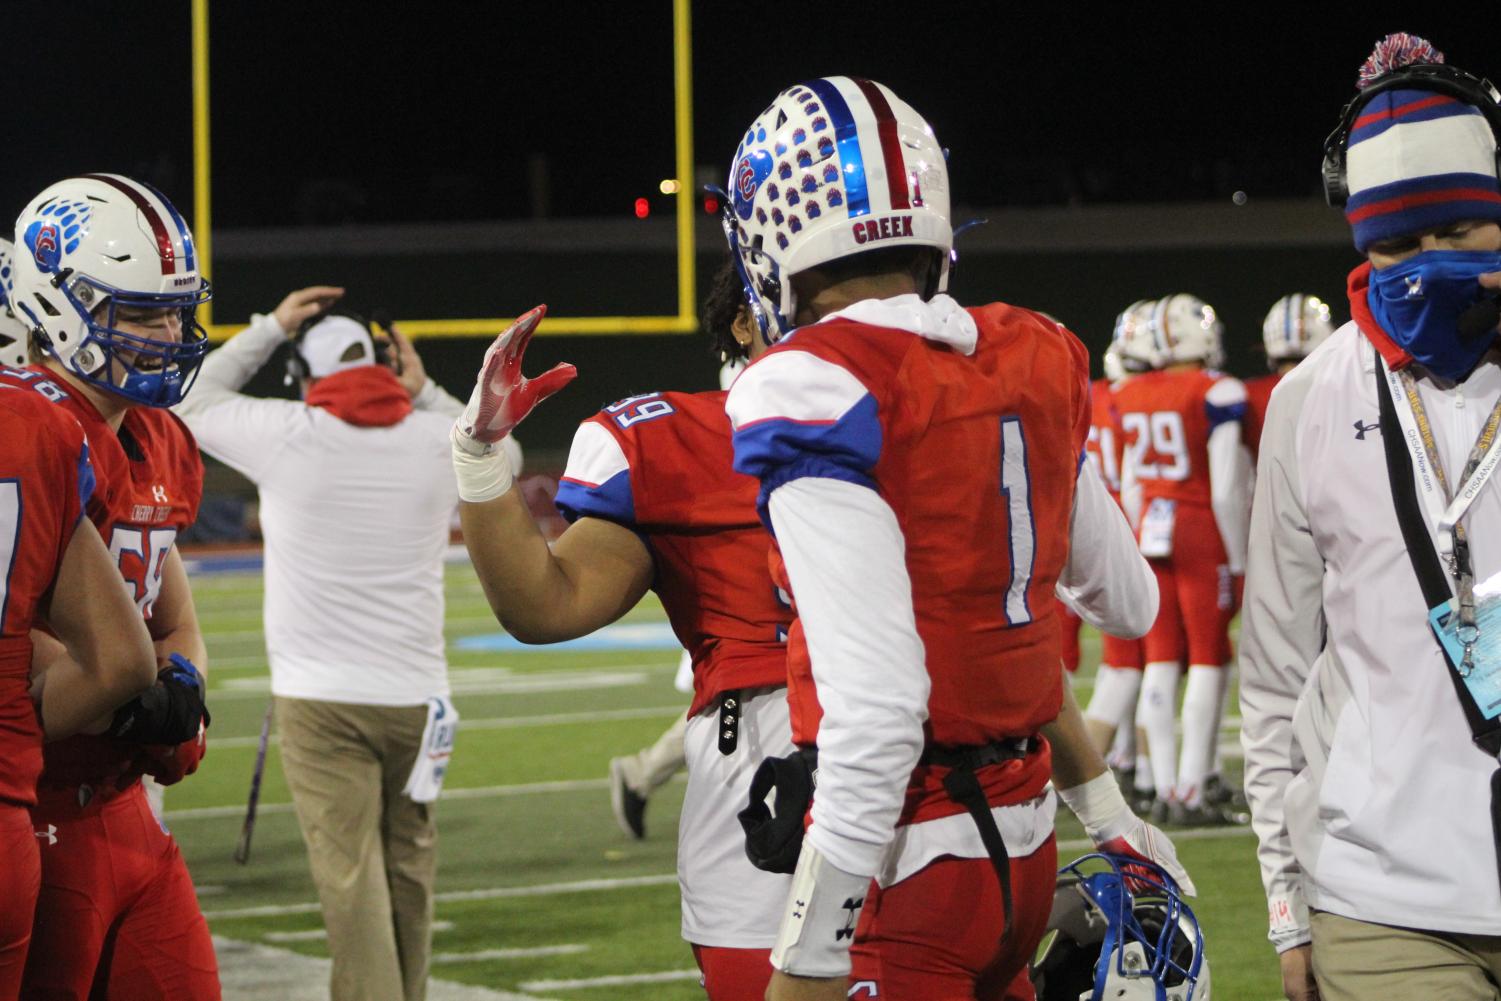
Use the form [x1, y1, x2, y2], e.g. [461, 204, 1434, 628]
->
[1367, 250, 1501, 381]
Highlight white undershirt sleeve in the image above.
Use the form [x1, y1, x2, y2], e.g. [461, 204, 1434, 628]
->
[1056, 459, 1159, 637]
[1206, 378, 1252, 574]
[767, 476, 929, 880]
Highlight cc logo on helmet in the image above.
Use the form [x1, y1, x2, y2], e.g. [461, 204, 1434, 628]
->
[732, 150, 773, 222]
[25, 221, 62, 274]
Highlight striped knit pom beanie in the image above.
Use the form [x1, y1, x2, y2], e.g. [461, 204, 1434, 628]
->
[1345, 33, 1501, 252]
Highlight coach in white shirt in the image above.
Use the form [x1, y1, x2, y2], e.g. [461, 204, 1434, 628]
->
[174, 287, 519, 1001]
[1240, 36, 1501, 1001]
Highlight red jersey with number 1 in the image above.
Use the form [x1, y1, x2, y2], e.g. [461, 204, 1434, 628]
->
[0, 387, 93, 806]
[0, 366, 203, 788]
[554, 390, 792, 716]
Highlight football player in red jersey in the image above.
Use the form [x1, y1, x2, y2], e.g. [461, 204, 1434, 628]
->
[454, 248, 1187, 999]
[0, 375, 159, 994]
[8, 174, 220, 1000]
[1244, 293, 1337, 465]
[719, 78, 1166, 1001]
[1115, 293, 1252, 826]
[1079, 308, 1158, 810]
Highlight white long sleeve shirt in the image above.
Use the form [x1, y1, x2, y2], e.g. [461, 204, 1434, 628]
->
[1241, 322, 1501, 950]
[173, 314, 507, 705]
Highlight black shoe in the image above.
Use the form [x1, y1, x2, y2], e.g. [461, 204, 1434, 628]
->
[609, 758, 647, 839]
[1203, 773, 1250, 812]
[1166, 800, 1250, 828]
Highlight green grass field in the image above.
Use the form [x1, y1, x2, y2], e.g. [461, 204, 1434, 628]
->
[174, 558, 1283, 1000]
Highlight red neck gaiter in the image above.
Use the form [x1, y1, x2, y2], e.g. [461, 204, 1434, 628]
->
[304, 366, 413, 427]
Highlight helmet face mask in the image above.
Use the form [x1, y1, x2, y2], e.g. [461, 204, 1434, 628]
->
[12, 174, 212, 408]
[723, 77, 954, 344]
[1033, 853, 1209, 1001]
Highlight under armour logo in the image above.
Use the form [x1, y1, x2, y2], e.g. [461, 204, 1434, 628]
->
[35, 824, 57, 845]
[1353, 419, 1381, 441]
[835, 895, 864, 941]
[848, 981, 880, 998]
[1405, 274, 1425, 298]
[152, 484, 169, 503]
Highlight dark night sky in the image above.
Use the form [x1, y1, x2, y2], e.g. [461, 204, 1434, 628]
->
[5, 2, 1496, 228]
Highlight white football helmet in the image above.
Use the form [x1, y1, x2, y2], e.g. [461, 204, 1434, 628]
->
[723, 77, 952, 344]
[0, 240, 32, 369]
[1111, 299, 1161, 373]
[11, 174, 211, 407]
[1148, 294, 1224, 369]
[1032, 854, 1210, 1001]
[1262, 293, 1335, 366]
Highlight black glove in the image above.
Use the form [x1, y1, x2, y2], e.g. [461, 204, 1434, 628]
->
[107, 654, 210, 744]
[738, 748, 816, 874]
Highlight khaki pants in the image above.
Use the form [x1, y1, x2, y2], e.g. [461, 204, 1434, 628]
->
[277, 697, 437, 1001]
[1312, 909, 1501, 1001]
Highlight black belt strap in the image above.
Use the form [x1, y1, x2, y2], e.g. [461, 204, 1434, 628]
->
[930, 737, 1035, 947]
[1375, 354, 1501, 887]
[718, 690, 741, 756]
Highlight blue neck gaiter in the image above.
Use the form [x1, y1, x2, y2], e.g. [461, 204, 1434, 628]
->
[1367, 250, 1501, 381]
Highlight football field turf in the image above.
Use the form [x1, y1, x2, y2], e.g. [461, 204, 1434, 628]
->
[175, 558, 1283, 1000]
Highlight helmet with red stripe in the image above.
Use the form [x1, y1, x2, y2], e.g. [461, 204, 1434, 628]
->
[722, 77, 952, 343]
[1110, 299, 1162, 374]
[1261, 293, 1336, 365]
[11, 174, 211, 407]
[0, 240, 32, 369]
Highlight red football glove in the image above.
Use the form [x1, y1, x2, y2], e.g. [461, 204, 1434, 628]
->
[455, 305, 576, 450]
[136, 721, 208, 787]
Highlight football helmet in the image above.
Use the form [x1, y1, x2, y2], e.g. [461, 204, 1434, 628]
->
[0, 240, 31, 369]
[1102, 342, 1126, 384]
[1146, 294, 1224, 369]
[723, 77, 953, 344]
[1262, 293, 1335, 366]
[11, 174, 211, 407]
[1032, 853, 1209, 1001]
[1111, 299, 1162, 373]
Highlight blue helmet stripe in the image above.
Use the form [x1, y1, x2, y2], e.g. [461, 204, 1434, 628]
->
[802, 78, 870, 218]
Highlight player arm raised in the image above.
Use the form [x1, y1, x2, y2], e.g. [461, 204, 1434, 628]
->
[32, 519, 157, 739]
[451, 307, 654, 642]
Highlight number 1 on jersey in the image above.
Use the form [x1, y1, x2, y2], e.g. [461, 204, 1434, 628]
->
[1000, 416, 1035, 626]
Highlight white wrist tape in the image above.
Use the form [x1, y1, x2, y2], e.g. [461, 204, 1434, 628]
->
[770, 841, 871, 978]
[451, 427, 515, 502]
[1056, 770, 1132, 843]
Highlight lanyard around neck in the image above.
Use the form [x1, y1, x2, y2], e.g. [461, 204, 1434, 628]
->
[1384, 361, 1501, 671]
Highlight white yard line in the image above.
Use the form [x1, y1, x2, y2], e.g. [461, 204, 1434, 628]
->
[520, 970, 702, 990]
[203, 874, 681, 921]
[167, 775, 648, 822]
[210, 705, 687, 750]
[432, 945, 590, 964]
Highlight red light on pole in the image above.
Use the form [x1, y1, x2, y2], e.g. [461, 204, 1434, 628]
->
[634, 197, 650, 219]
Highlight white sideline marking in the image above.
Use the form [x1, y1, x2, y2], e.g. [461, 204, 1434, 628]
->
[214, 667, 658, 701]
[210, 705, 686, 750]
[266, 920, 456, 943]
[168, 774, 676, 822]
[520, 969, 701, 990]
[213, 936, 545, 1001]
[432, 944, 590, 964]
[203, 874, 680, 921]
